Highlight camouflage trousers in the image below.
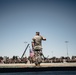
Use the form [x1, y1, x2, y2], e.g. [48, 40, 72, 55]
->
[33, 50, 42, 63]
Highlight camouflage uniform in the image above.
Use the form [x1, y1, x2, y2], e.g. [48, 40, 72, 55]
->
[32, 35, 43, 63]
[32, 35, 43, 50]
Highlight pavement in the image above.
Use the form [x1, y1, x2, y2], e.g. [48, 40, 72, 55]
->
[0, 63, 76, 68]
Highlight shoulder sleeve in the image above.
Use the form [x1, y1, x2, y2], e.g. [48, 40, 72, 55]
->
[40, 36, 43, 40]
[32, 37, 35, 43]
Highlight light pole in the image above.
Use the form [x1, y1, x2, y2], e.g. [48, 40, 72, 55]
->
[65, 41, 69, 57]
[24, 41, 27, 47]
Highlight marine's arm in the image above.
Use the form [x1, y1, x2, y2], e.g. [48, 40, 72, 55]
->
[32, 42, 34, 49]
[40, 35, 46, 41]
[42, 36, 46, 41]
[32, 38, 35, 49]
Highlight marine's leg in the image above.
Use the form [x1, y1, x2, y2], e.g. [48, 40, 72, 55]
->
[34, 50, 38, 66]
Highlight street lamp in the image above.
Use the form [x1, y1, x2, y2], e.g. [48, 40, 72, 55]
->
[65, 41, 69, 57]
[24, 41, 27, 47]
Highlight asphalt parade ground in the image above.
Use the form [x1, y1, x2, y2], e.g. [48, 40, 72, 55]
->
[0, 63, 76, 73]
[0, 63, 76, 68]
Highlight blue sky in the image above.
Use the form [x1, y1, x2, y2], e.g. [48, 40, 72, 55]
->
[0, 0, 76, 58]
